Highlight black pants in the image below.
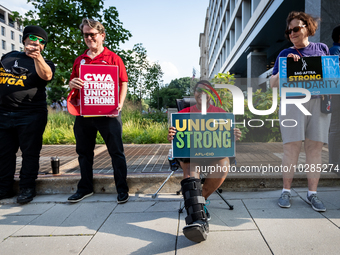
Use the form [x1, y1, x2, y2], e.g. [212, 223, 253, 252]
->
[74, 115, 128, 194]
[0, 109, 47, 190]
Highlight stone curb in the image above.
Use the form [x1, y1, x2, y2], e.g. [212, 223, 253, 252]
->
[12, 172, 340, 194]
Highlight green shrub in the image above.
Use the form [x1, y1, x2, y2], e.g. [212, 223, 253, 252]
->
[43, 110, 76, 144]
[43, 105, 169, 144]
[122, 119, 168, 144]
[121, 105, 168, 143]
[143, 111, 167, 123]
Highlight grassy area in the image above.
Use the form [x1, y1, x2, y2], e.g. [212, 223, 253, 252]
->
[120, 104, 168, 144]
[43, 110, 76, 144]
[43, 106, 169, 145]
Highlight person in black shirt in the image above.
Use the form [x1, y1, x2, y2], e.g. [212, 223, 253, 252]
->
[0, 25, 55, 203]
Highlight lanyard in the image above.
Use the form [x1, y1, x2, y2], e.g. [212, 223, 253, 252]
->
[294, 47, 303, 57]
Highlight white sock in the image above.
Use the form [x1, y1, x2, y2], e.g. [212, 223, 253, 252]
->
[282, 188, 291, 193]
[308, 190, 317, 197]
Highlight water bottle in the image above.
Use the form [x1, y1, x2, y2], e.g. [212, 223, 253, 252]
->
[51, 156, 60, 174]
[168, 149, 179, 171]
[168, 149, 173, 160]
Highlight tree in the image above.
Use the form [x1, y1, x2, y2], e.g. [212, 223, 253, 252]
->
[122, 44, 164, 112]
[151, 87, 184, 109]
[145, 62, 163, 109]
[149, 77, 198, 110]
[13, 0, 131, 102]
[168, 77, 195, 95]
[124, 44, 149, 105]
[210, 72, 235, 111]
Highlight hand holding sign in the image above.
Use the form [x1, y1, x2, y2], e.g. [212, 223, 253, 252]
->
[287, 53, 301, 62]
[234, 128, 242, 141]
[167, 126, 177, 142]
[69, 77, 84, 90]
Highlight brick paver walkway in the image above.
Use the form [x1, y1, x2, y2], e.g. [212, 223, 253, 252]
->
[14, 142, 330, 176]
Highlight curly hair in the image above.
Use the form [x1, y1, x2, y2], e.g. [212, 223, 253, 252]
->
[193, 80, 213, 93]
[285, 11, 319, 41]
[79, 18, 105, 34]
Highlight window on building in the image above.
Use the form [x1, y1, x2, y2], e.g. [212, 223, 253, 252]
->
[19, 35, 22, 43]
[2, 40, 5, 50]
[8, 17, 14, 28]
[0, 13, 5, 23]
[1, 26, 5, 36]
[20, 47, 23, 52]
[11, 44, 15, 51]
[11, 31, 14, 40]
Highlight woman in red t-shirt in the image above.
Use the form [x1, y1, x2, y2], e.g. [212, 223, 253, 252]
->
[167, 80, 241, 242]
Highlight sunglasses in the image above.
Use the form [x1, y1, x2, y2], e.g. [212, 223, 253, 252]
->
[0, 60, 28, 76]
[12, 66, 29, 76]
[83, 33, 99, 39]
[285, 25, 306, 35]
[28, 34, 47, 45]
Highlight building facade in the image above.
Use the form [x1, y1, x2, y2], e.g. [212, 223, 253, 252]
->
[200, 0, 340, 91]
[0, 4, 23, 56]
[199, 8, 210, 80]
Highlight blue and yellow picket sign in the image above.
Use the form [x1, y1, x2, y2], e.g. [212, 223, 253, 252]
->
[171, 113, 235, 158]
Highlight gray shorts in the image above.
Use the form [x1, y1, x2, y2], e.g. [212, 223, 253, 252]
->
[279, 98, 331, 144]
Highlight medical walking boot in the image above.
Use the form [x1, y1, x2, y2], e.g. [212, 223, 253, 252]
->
[181, 177, 209, 243]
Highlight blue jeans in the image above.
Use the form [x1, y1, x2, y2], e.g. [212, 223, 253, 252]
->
[74, 115, 128, 194]
[0, 109, 47, 190]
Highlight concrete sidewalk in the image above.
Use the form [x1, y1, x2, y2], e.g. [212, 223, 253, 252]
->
[1, 187, 339, 255]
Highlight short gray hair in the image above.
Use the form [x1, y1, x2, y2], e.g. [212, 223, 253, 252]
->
[79, 18, 105, 34]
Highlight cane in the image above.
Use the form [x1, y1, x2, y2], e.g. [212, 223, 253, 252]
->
[152, 157, 180, 198]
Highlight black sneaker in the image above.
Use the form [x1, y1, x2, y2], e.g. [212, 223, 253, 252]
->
[0, 189, 15, 200]
[117, 192, 129, 204]
[68, 191, 93, 203]
[183, 220, 209, 243]
[17, 188, 36, 204]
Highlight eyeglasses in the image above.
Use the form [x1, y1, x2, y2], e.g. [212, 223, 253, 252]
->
[285, 25, 306, 35]
[28, 34, 47, 45]
[83, 33, 99, 39]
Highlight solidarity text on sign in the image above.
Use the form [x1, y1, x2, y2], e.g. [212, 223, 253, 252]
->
[279, 56, 340, 96]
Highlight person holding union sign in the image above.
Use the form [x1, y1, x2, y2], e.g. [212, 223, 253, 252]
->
[67, 18, 129, 204]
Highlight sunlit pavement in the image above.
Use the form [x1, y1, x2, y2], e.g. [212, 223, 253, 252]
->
[1, 188, 340, 254]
